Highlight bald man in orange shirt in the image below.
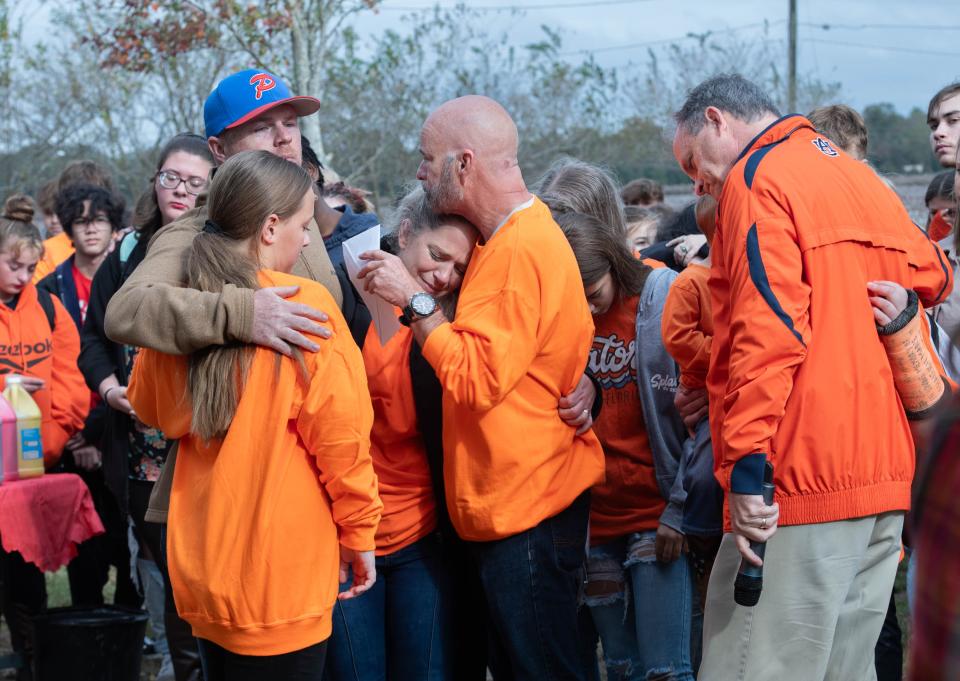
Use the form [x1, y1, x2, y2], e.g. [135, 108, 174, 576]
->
[360, 96, 605, 681]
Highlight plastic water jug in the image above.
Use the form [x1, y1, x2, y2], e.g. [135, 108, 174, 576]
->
[3, 375, 44, 479]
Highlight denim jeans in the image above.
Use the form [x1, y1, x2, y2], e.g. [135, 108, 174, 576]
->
[325, 533, 452, 681]
[584, 531, 695, 681]
[198, 638, 327, 681]
[468, 491, 591, 681]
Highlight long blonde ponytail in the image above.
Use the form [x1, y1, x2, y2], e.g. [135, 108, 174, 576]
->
[186, 150, 313, 440]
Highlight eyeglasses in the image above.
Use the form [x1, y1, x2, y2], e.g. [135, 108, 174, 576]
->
[72, 215, 112, 231]
[156, 170, 208, 195]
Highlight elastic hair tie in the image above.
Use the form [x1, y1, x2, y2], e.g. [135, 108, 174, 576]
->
[202, 219, 222, 235]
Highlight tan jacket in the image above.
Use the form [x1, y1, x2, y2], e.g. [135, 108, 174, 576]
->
[104, 206, 342, 522]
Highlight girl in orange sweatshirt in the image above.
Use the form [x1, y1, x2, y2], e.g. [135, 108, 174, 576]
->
[555, 210, 695, 681]
[0, 195, 89, 673]
[127, 151, 382, 681]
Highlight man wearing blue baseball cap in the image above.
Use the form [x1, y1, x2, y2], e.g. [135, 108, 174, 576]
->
[105, 68, 343, 357]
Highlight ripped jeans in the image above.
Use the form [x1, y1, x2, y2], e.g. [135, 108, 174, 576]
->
[583, 531, 695, 681]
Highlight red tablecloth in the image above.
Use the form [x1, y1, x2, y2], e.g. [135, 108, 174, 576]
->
[0, 473, 104, 572]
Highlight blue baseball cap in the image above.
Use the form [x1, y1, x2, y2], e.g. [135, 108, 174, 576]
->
[203, 69, 320, 138]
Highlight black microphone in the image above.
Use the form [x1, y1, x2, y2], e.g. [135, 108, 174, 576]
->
[734, 461, 775, 607]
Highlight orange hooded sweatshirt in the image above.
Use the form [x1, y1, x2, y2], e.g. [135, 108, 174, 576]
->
[421, 197, 605, 541]
[0, 284, 88, 466]
[127, 271, 382, 656]
[709, 115, 954, 527]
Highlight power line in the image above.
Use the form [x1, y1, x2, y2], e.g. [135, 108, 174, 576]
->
[800, 22, 960, 31]
[380, 0, 656, 11]
[803, 37, 956, 58]
[558, 21, 780, 56]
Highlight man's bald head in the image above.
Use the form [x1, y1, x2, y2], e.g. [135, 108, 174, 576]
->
[417, 95, 531, 233]
[423, 95, 519, 164]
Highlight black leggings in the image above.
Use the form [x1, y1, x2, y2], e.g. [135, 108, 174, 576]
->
[198, 639, 328, 681]
[128, 479, 202, 681]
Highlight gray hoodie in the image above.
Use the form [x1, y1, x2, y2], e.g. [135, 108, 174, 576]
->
[631, 266, 688, 531]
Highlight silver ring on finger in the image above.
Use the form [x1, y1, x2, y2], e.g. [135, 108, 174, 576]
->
[760, 517, 767, 530]
[679, 244, 689, 254]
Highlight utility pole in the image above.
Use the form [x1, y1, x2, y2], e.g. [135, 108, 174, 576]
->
[788, 0, 797, 111]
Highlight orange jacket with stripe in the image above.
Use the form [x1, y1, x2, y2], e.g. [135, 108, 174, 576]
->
[0, 284, 88, 466]
[32, 233, 74, 284]
[421, 197, 605, 541]
[127, 271, 381, 656]
[709, 115, 954, 527]
[661, 263, 712, 390]
[361, 321, 437, 556]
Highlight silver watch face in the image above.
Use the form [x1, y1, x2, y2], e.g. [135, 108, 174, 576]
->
[411, 292, 437, 316]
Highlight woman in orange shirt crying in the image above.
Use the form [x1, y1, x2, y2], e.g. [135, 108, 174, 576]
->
[555, 210, 695, 681]
[325, 187, 480, 681]
[127, 150, 382, 681]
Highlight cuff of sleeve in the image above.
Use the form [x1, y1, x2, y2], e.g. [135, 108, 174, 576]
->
[659, 502, 684, 533]
[877, 289, 918, 335]
[231, 286, 257, 344]
[338, 527, 377, 553]
[421, 321, 455, 368]
[730, 453, 768, 495]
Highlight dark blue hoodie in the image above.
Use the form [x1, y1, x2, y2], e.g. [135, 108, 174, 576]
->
[323, 205, 380, 268]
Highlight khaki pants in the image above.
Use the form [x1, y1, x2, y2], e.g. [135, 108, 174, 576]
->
[699, 512, 903, 681]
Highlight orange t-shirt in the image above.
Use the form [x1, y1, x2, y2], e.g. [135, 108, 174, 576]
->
[32, 233, 74, 284]
[362, 321, 437, 556]
[421, 197, 604, 541]
[127, 270, 381, 656]
[588, 293, 665, 543]
[661, 263, 713, 389]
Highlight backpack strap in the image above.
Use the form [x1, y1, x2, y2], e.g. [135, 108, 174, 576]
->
[36, 287, 56, 332]
[119, 230, 140, 267]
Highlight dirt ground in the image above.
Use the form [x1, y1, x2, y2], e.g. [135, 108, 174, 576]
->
[0, 563, 911, 679]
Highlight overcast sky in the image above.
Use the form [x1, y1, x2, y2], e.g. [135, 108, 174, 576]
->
[21, 0, 959, 114]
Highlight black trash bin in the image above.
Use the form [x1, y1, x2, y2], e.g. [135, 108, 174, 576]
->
[32, 606, 148, 681]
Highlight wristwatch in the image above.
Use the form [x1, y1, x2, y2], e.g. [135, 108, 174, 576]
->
[402, 291, 438, 323]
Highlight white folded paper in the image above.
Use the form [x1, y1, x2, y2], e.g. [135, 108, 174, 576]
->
[342, 225, 401, 345]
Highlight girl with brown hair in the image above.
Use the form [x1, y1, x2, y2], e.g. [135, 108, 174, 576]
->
[79, 132, 214, 681]
[127, 150, 381, 681]
[554, 209, 695, 681]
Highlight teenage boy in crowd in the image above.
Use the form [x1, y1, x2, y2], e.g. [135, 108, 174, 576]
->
[33, 161, 117, 284]
[38, 184, 136, 609]
[925, 85, 960, 343]
[929, 82, 960, 169]
[359, 95, 605, 681]
[672, 73, 952, 680]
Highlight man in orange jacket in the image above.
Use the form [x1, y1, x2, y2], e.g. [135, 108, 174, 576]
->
[673, 74, 953, 680]
[359, 95, 605, 681]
